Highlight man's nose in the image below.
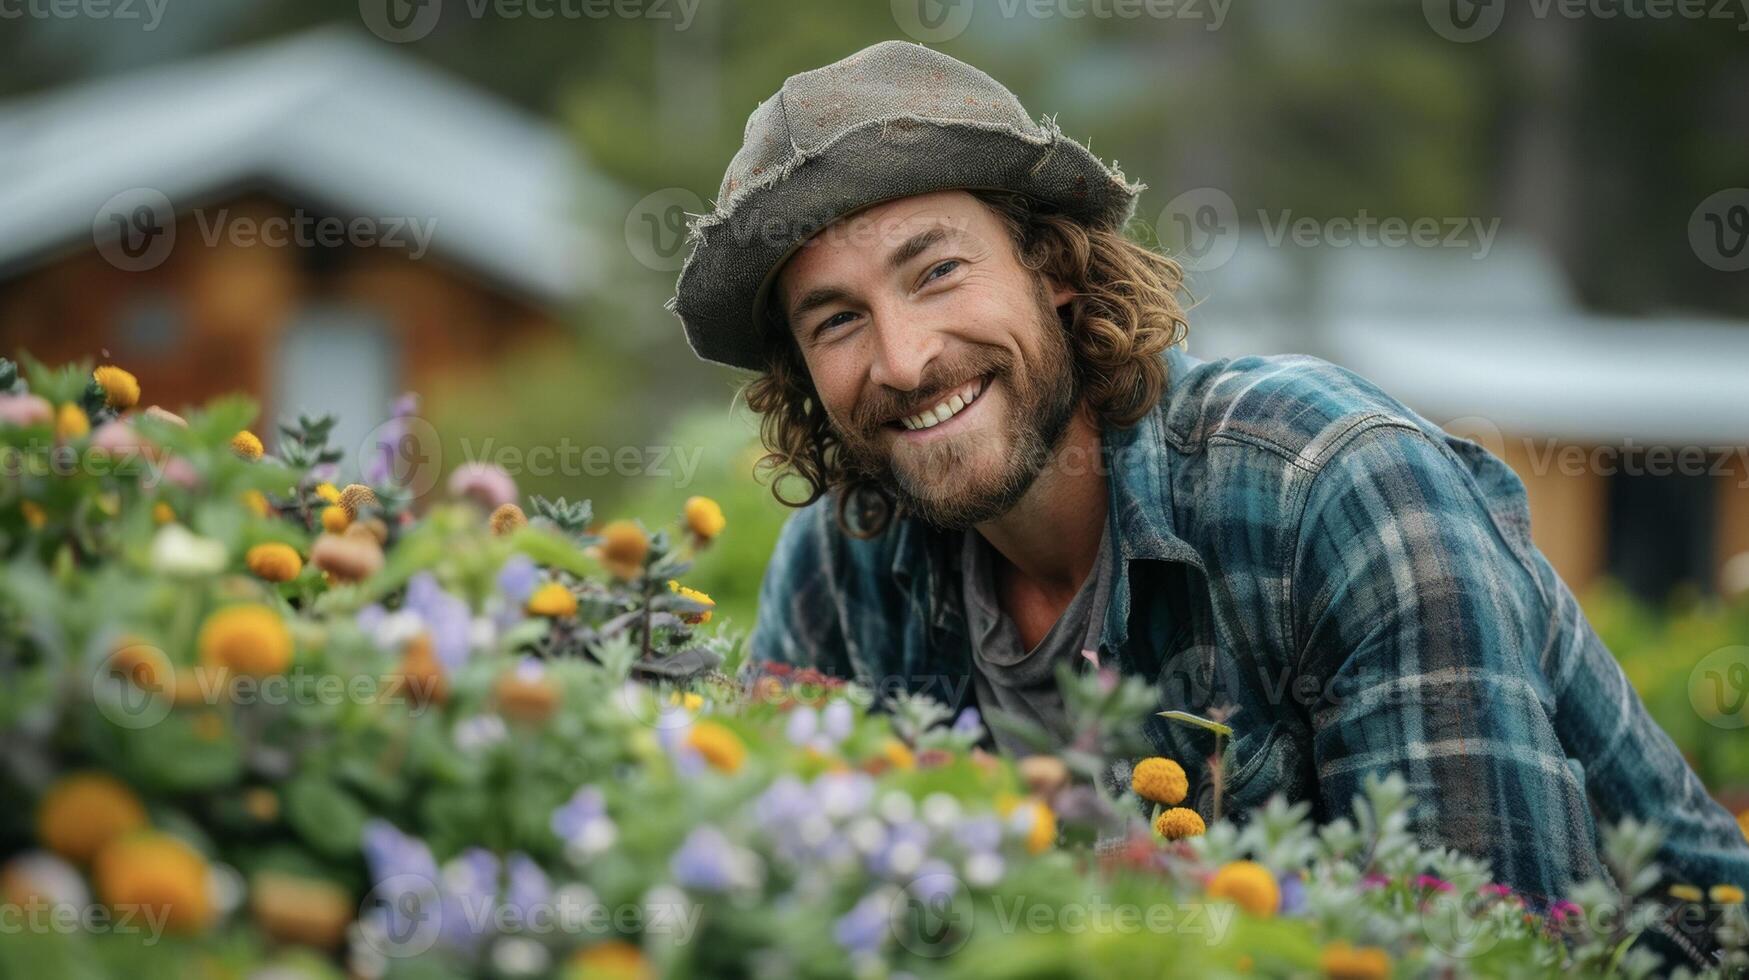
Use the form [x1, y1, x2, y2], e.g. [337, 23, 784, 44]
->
[865, 308, 943, 393]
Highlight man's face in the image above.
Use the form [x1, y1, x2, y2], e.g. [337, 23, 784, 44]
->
[774, 190, 1080, 529]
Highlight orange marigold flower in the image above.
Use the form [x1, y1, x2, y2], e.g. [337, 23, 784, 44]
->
[683, 495, 726, 542]
[490, 503, 527, 536]
[320, 505, 350, 533]
[231, 430, 263, 460]
[37, 773, 147, 863]
[55, 403, 89, 441]
[246, 543, 303, 583]
[109, 640, 170, 693]
[597, 520, 649, 580]
[152, 501, 174, 524]
[687, 721, 747, 773]
[1154, 806, 1206, 841]
[93, 832, 213, 934]
[568, 940, 653, 980]
[1207, 861, 1281, 918]
[527, 582, 578, 618]
[197, 604, 293, 676]
[1709, 884, 1744, 904]
[1319, 941, 1392, 980]
[1131, 757, 1188, 805]
[93, 366, 141, 410]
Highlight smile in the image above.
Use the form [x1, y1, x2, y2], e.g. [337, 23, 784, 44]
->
[890, 375, 992, 435]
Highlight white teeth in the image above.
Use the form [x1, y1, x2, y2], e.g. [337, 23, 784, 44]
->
[900, 377, 986, 432]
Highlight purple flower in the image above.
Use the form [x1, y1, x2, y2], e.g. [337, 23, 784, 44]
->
[1278, 874, 1306, 916]
[670, 825, 756, 892]
[951, 707, 983, 735]
[405, 573, 473, 670]
[497, 555, 539, 606]
[784, 706, 819, 745]
[503, 853, 551, 919]
[834, 890, 892, 956]
[366, 393, 420, 486]
[908, 860, 959, 905]
[821, 700, 855, 743]
[551, 787, 606, 840]
[953, 816, 1003, 854]
[753, 776, 813, 829]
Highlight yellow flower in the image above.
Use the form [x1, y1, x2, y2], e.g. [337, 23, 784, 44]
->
[93, 832, 213, 934]
[666, 579, 714, 624]
[315, 482, 341, 504]
[108, 640, 170, 694]
[683, 495, 726, 542]
[338, 483, 377, 518]
[882, 737, 916, 771]
[240, 489, 270, 518]
[1131, 757, 1188, 805]
[320, 505, 350, 533]
[152, 501, 174, 524]
[93, 366, 140, 410]
[1710, 884, 1745, 904]
[249, 871, 352, 950]
[231, 430, 263, 460]
[242, 788, 278, 823]
[527, 582, 579, 618]
[597, 520, 650, 579]
[198, 604, 293, 676]
[37, 773, 147, 863]
[1020, 800, 1057, 855]
[245, 543, 303, 583]
[490, 503, 527, 536]
[1669, 883, 1704, 903]
[55, 403, 89, 441]
[1319, 941, 1392, 980]
[1207, 861, 1281, 918]
[669, 691, 704, 711]
[20, 501, 46, 529]
[1738, 810, 1748, 842]
[1154, 806, 1206, 841]
[568, 940, 653, 980]
[687, 720, 747, 773]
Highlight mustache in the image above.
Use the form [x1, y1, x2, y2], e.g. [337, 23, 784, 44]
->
[849, 349, 1011, 432]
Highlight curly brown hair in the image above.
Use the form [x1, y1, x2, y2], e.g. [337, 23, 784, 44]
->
[741, 189, 1191, 536]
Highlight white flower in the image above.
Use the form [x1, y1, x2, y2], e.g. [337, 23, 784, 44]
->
[149, 524, 227, 576]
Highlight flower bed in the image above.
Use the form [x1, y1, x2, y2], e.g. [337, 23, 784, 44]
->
[1, 356, 1746, 979]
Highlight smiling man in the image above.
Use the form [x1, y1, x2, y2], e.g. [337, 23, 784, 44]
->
[666, 40, 1749, 946]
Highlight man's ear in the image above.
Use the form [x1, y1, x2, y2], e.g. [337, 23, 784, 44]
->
[1046, 276, 1076, 310]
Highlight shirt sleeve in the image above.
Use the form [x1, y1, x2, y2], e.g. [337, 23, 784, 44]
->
[1291, 420, 1605, 903]
[748, 499, 855, 679]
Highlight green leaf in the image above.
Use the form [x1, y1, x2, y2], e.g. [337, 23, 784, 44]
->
[284, 775, 370, 859]
[1156, 709, 1234, 737]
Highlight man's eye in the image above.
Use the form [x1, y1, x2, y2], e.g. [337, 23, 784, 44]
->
[816, 311, 857, 335]
[924, 260, 960, 283]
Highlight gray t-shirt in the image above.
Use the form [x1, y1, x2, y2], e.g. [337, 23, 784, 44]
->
[960, 522, 1113, 756]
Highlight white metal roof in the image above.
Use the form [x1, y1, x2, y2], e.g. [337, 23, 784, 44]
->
[0, 27, 601, 303]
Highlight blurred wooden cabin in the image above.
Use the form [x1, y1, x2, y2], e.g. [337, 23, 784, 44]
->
[0, 29, 604, 467]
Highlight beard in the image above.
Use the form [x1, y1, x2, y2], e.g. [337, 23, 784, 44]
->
[832, 279, 1081, 531]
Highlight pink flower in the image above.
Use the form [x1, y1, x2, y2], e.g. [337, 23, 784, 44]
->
[1549, 899, 1582, 928]
[447, 462, 518, 511]
[0, 394, 52, 427]
[1415, 874, 1453, 893]
[1360, 873, 1391, 891]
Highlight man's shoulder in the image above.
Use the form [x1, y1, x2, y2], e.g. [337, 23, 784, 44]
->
[1160, 349, 1442, 470]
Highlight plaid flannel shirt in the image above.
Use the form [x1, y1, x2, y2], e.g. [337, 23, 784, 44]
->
[749, 347, 1749, 909]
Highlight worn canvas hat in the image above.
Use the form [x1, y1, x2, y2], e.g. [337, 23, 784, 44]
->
[669, 40, 1144, 371]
